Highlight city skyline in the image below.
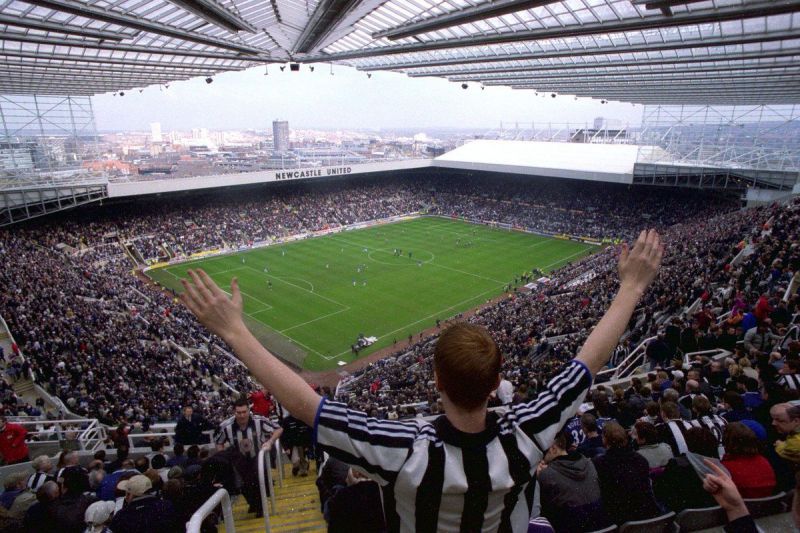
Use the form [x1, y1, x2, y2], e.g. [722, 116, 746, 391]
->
[91, 63, 645, 133]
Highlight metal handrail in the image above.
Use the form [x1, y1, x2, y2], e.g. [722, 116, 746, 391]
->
[597, 335, 656, 380]
[186, 488, 235, 533]
[257, 447, 275, 533]
[275, 438, 284, 489]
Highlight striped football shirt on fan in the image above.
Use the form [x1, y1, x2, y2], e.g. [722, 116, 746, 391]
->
[657, 419, 696, 456]
[778, 374, 800, 391]
[314, 360, 592, 533]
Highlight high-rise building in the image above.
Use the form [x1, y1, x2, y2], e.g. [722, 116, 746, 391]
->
[150, 122, 162, 143]
[273, 120, 289, 152]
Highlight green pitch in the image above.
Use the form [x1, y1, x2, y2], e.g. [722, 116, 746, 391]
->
[147, 217, 596, 371]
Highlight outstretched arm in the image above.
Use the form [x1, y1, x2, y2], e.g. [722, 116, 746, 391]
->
[576, 229, 663, 376]
[180, 270, 322, 427]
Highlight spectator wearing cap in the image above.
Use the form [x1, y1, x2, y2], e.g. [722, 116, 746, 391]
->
[84, 500, 115, 533]
[537, 431, 609, 532]
[96, 459, 138, 501]
[109, 474, 179, 533]
[721, 422, 776, 498]
[0, 416, 29, 465]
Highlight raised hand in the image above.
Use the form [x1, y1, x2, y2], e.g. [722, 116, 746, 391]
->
[618, 229, 663, 295]
[180, 269, 247, 342]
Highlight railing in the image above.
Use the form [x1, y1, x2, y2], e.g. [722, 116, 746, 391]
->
[186, 488, 235, 533]
[257, 446, 276, 533]
[785, 272, 800, 302]
[9, 418, 106, 453]
[126, 429, 215, 452]
[780, 325, 799, 352]
[596, 336, 656, 381]
[76, 419, 107, 453]
[275, 438, 284, 489]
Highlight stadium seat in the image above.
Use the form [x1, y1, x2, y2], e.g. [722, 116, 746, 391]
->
[743, 491, 787, 519]
[675, 506, 726, 532]
[618, 512, 676, 533]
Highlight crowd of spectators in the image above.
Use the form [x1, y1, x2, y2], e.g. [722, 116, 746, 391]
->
[0, 175, 778, 429]
[0, 446, 226, 533]
[0, 172, 798, 530]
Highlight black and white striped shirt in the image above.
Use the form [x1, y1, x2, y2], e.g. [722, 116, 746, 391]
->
[657, 419, 695, 456]
[26, 471, 54, 492]
[692, 414, 728, 445]
[778, 374, 800, 391]
[216, 415, 279, 458]
[314, 360, 592, 532]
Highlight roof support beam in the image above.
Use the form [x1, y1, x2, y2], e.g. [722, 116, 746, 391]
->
[18, 0, 265, 54]
[451, 64, 800, 82]
[406, 50, 800, 78]
[0, 13, 125, 41]
[164, 0, 256, 33]
[496, 80, 800, 92]
[2, 73, 195, 86]
[0, 31, 268, 60]
[0, 49, 255, 69]
[354, 30, 800, 71]
[371, 0, 558, 40]
[309, 0, 800, 60]
[0, 61, 240, 77]
[292, 0, 362, 54]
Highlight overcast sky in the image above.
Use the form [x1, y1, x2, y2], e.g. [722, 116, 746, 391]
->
[92, 63, 644, 133]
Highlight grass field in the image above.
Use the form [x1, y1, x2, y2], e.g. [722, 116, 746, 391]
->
[147, 217, 597, 371]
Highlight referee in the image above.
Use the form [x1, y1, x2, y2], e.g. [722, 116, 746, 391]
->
[182, 229, 664, 532]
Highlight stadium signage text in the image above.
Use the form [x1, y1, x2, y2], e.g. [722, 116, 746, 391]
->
[274, 166, 352, 180]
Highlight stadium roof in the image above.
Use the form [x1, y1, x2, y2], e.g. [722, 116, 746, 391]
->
[1, 0, 799, 104]
[434, 139, 651, 182]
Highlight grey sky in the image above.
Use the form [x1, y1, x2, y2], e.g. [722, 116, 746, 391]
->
[92, 64, 644, 132]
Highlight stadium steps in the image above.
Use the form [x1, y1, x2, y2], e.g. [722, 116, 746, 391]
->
[222, 462, 326, 532]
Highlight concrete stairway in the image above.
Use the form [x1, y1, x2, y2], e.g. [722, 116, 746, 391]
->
[222, 461, 326, 532]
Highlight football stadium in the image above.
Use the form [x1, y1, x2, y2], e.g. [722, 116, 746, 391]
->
[1, 1, 800, 532]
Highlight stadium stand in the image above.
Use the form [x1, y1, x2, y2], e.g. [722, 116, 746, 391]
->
[0, 174, 797, 531]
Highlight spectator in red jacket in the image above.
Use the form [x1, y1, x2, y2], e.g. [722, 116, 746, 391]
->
[0, 416, 29, 465]
[248, 389, 272, 418]
[721, 422, 776, 499]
